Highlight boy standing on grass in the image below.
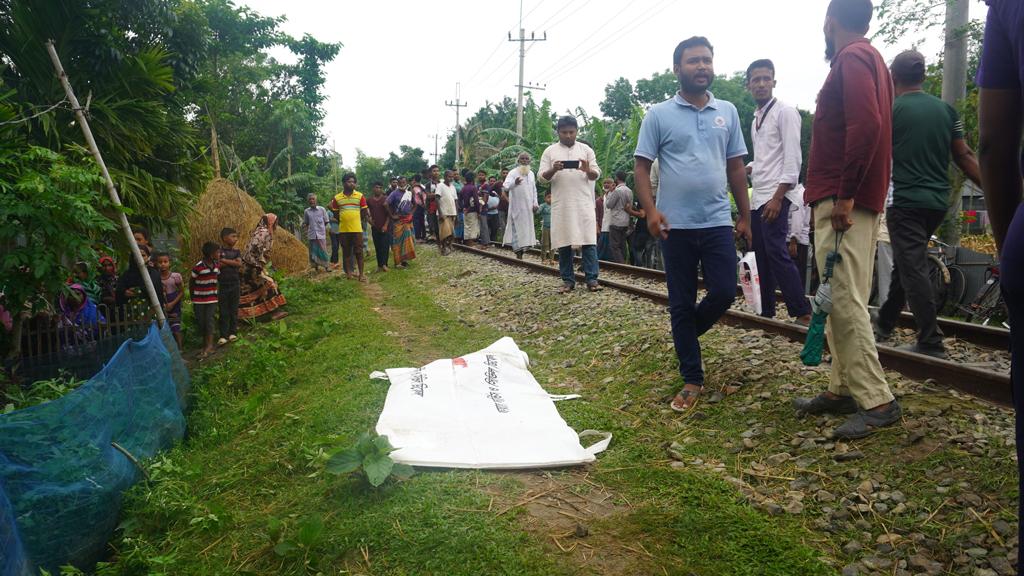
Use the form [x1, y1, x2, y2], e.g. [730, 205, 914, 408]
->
[191, 241, 220, 358]
[539, 191, 553, 264]
[218, 228, 242, 346]
[155, 251, 184, 349]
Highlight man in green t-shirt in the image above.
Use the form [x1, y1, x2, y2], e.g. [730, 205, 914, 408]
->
[874, 50, 982, 358]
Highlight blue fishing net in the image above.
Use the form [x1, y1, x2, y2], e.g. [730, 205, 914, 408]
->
[0, 322, 189, 575]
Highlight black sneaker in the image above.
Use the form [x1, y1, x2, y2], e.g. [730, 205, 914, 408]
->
[832, 401, 902, 440]
[896, 343, 947, 360]
[792, 393, 858, 415]
[870, 310, 892, 342]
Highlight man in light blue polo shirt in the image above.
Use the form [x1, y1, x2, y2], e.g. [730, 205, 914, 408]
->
[634, 35, 752, 413]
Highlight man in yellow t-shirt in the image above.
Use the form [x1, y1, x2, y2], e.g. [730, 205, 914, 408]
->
[329, 173, 370, 281]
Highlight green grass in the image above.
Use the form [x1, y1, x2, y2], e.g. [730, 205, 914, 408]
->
[102, 254, 846, 575]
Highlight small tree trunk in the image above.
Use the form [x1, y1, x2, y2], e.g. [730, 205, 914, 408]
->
[287, 129, 293, 179]
[211, 120, 222, 179]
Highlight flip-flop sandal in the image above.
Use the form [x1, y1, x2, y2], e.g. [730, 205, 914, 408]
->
[587, 283, 603, 292]
[557, 284, 574, 294]
[670, 388, 703, 413]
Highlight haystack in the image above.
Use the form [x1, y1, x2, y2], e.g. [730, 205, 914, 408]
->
[186, 178, 308, 275]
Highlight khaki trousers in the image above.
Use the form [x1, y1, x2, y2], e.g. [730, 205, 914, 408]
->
[813, 199, 894, 410]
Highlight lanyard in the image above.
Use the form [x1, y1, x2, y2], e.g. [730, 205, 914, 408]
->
[755, 98, 777, 132]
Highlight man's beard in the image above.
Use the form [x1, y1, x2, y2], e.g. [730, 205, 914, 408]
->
[679, 73, 713, 94]
[825, 36, 835, 61]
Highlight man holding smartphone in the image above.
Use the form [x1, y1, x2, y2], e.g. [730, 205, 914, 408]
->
[539, 115, 602, 293]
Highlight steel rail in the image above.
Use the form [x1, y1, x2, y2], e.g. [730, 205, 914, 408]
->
[454, 243, 1012, 407]
[488, 244, 1009, 350]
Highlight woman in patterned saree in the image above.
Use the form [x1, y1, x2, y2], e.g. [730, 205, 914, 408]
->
[238, 213, 289, 321]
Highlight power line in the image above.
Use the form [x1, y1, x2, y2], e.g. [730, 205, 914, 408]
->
[538, 0, 674, 83]
[532, 0, 644, 81]
[0, 98, 68, 126]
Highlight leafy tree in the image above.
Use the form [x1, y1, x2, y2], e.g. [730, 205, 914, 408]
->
[354, 150, 387, 192]
[383, 145, 428, 178]
[634, 70, 678, 106]
[0, 146, 118, 359]
[0, 0, 206, 233]
[599, 77, 637, 121]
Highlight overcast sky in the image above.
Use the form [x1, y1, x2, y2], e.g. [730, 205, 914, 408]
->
[239, 0, 988, 168]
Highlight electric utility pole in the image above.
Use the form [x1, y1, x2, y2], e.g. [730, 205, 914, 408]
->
[941, 0, 969, 245]
[509, 1, 546, 137]
[427, 133, 439, 164]
[445, 82, 467, 169]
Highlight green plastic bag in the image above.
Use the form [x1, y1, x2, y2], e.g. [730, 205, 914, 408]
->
[800, 243, 842, 366]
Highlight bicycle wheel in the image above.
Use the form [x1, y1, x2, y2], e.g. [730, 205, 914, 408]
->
[944, 264, 968, 314]
[964, 280, 1002, 324]
[927, 256, 949, 314]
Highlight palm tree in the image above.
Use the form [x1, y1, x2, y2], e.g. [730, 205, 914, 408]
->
[271, 98, 309, 179]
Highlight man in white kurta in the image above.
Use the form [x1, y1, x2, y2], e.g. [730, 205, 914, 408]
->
[538, 116, 602, 292]
[502, 152, 540, 257]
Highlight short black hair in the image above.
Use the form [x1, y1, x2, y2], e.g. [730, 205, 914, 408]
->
[615, 171, 628, 183]
[462, 169, 475, 181]
[412, 174, 422, 183]
[673, 36, 714, 67]
[342, 172, 356, 183]
[746, 59, 775, 82]
[201, 241, 219, 259]
[152, 250, 170, 261]
[133, 226, 151, 243]
[220, 227, 236, 239]
[73, 261, 88, 274]
[477, 169, 487, 175]
[372, 181, 384, 188]
[556, 115, 578, 130]
[827, 0, 873, 34]
[429, 164, 439, 170]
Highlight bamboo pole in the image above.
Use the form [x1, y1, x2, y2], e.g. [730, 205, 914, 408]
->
[45, 40, 165, 327]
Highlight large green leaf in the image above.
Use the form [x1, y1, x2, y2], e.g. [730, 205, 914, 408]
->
[391, 462, 415, 480]
[372, 434, 395, 454]
[324, 448, 361, 475]
[362, 452, 394, 487]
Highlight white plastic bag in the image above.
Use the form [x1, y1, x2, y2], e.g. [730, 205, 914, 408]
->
[738, 251, 762, 315]
[372, 337, 611, 469]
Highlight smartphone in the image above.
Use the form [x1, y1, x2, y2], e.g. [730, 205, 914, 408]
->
[561, 160, 580, 169]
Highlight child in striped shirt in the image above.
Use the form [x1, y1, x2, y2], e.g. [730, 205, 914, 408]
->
[190, 241, 221, 358]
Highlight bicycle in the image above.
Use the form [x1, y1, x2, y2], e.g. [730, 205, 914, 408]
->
[960, 264, 1008, 326]
[927, 236, 968, 316]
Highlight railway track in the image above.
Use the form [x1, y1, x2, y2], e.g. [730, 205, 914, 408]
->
[496, 245, 1010, 350]
[453, 243, 1012, 407]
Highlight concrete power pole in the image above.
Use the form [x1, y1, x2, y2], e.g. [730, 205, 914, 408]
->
[445, 83, 468, 169]
[427, 133, 439, 164]
[509, 29, 546, 137]
[941, 0, 969, 245]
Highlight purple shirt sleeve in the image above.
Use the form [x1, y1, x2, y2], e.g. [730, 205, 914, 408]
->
[976, 0, 1023, 89]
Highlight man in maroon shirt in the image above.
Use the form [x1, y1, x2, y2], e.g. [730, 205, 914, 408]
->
[792, 0, 900, 440]
[367, 182, 391, 272]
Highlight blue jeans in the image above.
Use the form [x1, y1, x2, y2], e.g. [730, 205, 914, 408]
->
[558, 245, 598, 287]
[661, 226, 737, 385]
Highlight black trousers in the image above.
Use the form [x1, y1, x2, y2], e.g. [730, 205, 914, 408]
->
[371, 227, 390, 268]
[608, 225, 629, 263]
[878, 206, 947, 348]
[218, 283, 239, 338]
[329, 232, 340, 264]
[794, 243, 809, 295]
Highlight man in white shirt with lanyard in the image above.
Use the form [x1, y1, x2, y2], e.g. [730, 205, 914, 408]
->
[747, 59, 812, 324]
